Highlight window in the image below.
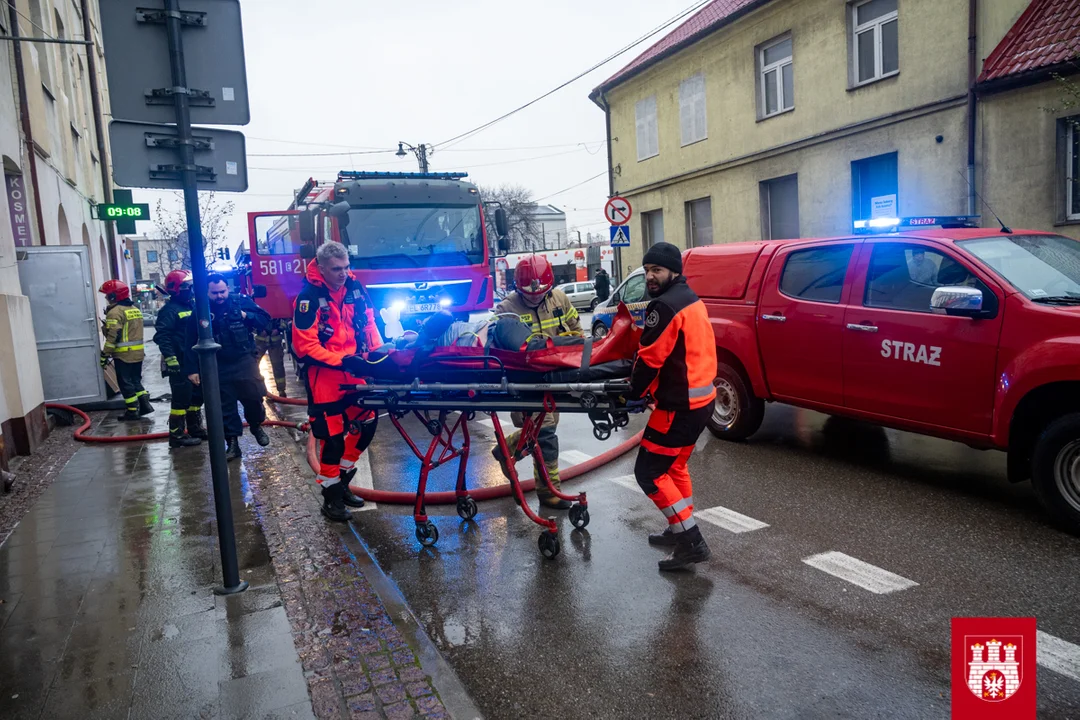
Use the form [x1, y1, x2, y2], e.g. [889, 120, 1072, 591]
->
[779, 245, 855, 303]
[635, 95, 659, 161]
[150, 272, 160, 284]
[1066, 119, 1080, 220]
[617, 273, 648, 304]
[642, 209, 664, 250]
[679, 73, 707, 146]
[146, 250, 159, 262]
[959, 234, 1080, 301]
[685, 198, 713, 247]
[761, 175, 800, 240]
[759, 36, 793, 117]
[28, 0, 52, 91]
[852, 152, 898, 223]
[865, 243, 987, 313]
[852, 0, 898, 85]
[167, 250, 179, 262]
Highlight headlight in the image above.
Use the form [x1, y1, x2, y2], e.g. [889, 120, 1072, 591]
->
[439, 297, 452, 307]
[390, 300, 406, 312]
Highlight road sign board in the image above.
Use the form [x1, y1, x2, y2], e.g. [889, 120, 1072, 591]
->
[99, 0, 250, 126]
[609, 225, 631, 247]
[110, 121, 248, 192]
[604, 196, 632, 226]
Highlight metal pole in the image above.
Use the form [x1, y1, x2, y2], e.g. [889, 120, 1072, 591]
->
[164, 0, 246, 595]
[418, 144, 429, 173]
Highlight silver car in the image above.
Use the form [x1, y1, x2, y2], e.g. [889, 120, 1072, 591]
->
[556, 281, 599, 311]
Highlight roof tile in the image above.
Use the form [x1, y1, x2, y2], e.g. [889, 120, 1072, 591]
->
[980, 0, 1080, 83]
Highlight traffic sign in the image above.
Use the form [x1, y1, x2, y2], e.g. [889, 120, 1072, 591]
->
[604, 196, 632, 226]
[109, 121, 248, 192]
[609, 225, 631, 247]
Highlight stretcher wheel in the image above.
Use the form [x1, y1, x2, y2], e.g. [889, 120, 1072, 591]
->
[568, 504, 590, 529]
[580, 392, 598, 409]
[415, 521, 439, 547]
[426, 419, 441, 436]
[538, 531, 560, 559]
[613, 412, 630, 428]
[593, 425, 612, 442]
[456, 496, 478, 521]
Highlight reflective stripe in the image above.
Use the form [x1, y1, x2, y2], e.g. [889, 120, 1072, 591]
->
[339, 459, 356, 470]
[660, 505, 677, 518]
[187, 406, 200, 412]
[178, 310, 192, 319]
[670, 516, 697, 533]
[114, 342, 144, 352]
[137, 391, 148, 398]
[124, 396, 138, 405]
[689, 384, 715, 399]
[316, 474, 340, 487]
[170, 409, 186, 416]
[668, 497, 692, 516]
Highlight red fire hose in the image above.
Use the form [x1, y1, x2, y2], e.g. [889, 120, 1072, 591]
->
[46, 403, 307, 443]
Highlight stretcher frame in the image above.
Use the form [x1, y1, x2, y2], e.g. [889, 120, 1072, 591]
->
[342, 373, 635, 559]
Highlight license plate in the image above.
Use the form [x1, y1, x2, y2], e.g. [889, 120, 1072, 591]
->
[406, 303, 440, 314]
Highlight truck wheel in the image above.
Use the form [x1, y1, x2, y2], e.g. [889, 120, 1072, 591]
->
[707, 362, 764, 441]
[1031, 413, 1080, 535]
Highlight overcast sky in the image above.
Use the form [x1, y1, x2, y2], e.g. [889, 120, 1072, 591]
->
[135, 0, 702, 255]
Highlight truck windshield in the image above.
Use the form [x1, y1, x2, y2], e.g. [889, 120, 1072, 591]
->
[958, 234, 1080, 300]
[343, 205, 484, 270]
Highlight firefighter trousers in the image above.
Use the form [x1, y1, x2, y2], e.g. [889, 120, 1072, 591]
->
[218, 359, 266, 439]
[168, 373, 203, 416]
[115, 360, 147, 411]
[507, 410, 560, 496]
[634, 406, 712, 534]
[312, 406, 378, 487]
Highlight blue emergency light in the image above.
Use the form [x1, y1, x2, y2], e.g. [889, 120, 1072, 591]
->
[336, 171, 469, 181]
[852, 215, 980, 234]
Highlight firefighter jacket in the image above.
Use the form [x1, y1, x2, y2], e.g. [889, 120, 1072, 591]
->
[493, 288, 582, 340]
[629, 276, 717, 411]
[256, 318, 289, 351]
[102, 300, 145, 363]
[291, 260, 382, 370]
[183, 295, 270, 374]
[153, 297, 194, 374]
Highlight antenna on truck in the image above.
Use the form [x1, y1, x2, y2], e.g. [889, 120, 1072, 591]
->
[957, 170, 1012, 234]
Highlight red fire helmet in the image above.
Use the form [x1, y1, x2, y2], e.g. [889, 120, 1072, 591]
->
[99, 280, 130, 303]
[515, 255, 554, 306]
[165, 270, 192, 295]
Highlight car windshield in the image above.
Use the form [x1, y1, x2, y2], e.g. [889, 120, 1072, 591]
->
[342, 205, 484, 270]
[958, 234, 1080, 300]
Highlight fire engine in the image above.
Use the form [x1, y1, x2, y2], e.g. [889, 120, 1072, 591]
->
[246, 171, 508, 339]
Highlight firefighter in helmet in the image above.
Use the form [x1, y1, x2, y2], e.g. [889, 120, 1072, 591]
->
[153, 270, 205, 448]
[256, 318, 290, 397]
[99, 280, 153, 421]
[491, 254, 582, 509]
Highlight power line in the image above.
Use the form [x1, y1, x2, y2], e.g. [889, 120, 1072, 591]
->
[248, 149, 394, 158]
[533, 171, 608, 203]
[433, 0, 713, 150]
[248, 144, 602, 174]
[248, 140, 605, 159]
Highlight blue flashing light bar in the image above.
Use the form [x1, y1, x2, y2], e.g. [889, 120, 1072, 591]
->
[853, 215, 980, 234]
[336, 171, 469, 181]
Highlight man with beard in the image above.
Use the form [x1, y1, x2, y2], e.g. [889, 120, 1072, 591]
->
[628, 242, 718, 571]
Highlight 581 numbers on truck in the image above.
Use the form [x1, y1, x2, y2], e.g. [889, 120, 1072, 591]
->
[259, 259, 304, 276]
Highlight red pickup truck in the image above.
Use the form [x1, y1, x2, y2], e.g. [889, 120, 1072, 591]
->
[683, 225, 1080, 533]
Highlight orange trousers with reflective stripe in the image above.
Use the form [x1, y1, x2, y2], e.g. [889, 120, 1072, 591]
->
[634, 406, 711, 530]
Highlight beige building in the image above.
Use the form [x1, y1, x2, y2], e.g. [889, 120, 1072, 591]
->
[590, 0, 1072, 274]
[0, 0, 123, 465]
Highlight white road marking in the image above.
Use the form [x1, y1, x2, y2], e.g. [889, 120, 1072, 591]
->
[348, 453, 377, 512]
[1038, 631, 1080, 683]
[802, 551, 918, 594]
[609, 474, 641, 492]
[695, 433, 710, 452]
[697, 505, 769, 534]
[559, 450, 594, 467]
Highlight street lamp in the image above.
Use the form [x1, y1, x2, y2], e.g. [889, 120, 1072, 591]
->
[396, 141, 432, 173]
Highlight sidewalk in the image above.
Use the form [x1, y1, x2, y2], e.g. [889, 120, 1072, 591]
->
[0, 348, 458, 720]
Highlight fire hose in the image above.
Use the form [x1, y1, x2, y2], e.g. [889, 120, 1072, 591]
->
[45, 403, 308, 442]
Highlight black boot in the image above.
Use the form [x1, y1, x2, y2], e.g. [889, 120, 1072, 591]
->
[169, 415, 201, 448]
[225, 437, 242, 461]
[250, 425, 270, 447]
[118, 408, 141, 422]
[275, 381, 288, 397]
[648, 527, 678, 547]
[338, 467, 365, 508]
[137, 395, 154, 416]
[658, 526, 711, 572]
[321, 483, 351, 522]
[186, 410, 208, 439]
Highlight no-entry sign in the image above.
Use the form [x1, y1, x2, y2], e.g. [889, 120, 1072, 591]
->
[604, 196, 632, 226]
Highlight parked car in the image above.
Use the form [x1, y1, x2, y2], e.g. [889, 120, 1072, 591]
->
[556, 281, 599, 311]
[591, 268, 649, 338]
[683, 218, 1080, 533]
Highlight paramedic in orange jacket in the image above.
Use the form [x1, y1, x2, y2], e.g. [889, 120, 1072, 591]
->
[629, 242, 718, 571]
[292, 241, 382, 522]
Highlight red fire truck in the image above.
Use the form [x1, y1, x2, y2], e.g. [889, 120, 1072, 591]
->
[246, 171, 508, 339]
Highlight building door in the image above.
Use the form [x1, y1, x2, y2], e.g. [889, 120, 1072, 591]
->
[852, 152, 898, 223]
[761, 174, 800, 239]
[17, 246, 107, 404]
[642, 209, 664, 251]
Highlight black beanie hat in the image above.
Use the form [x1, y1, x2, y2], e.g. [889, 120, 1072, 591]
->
[642, 242, 683, 274]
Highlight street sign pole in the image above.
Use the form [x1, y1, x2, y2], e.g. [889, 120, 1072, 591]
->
[164, 0, 246, 596]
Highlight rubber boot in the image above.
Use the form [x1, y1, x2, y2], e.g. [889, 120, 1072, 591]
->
[186, 410, 208, 440]
[648, 527, 678, 547]
[250, 425, 270, 447]
[491, 430, 532, 481]
[137, 394, 154, 416]
[275, 380, 288, 397]
[321, 482, 351, 522]
[338, 467, 365, 508]
[535, 458, 572, 510]
[658, 526, 711, 571]
[225, 437, 242, 461]
[118, 407, 141, 422]
[168, 415, 201, 448]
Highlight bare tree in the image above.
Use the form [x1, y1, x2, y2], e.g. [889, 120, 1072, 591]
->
[479, 184, 542, 253]
[152, 191, 236, 277]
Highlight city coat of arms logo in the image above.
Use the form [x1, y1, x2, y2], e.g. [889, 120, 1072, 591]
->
[951, 617, 1036, 720]
[964, 636, 1023, 701]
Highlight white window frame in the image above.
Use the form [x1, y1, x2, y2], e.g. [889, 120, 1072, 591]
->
[679, 72, 707, 147]
[759, 36, 793, 118]
[635, 95, 659, 161]
[1067, 121, 1080, 221]
[852, 0, 898, 86]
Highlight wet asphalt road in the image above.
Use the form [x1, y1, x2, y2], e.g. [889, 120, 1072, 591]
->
[348, 402, 1080, 719]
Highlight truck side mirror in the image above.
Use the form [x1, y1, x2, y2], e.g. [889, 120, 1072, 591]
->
[329, 201, 351, 229]
[299, 244, 316, 261]
[298, 209, 316, 243]
[494, 207, 509, 238]
[931, 286, 983, 317]
[498, 237, 510, 253]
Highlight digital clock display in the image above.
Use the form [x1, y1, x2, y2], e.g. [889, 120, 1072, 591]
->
[99, 203, 150, 221]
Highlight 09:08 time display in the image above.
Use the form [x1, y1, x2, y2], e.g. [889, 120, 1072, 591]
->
[105, 207, 144, 218]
